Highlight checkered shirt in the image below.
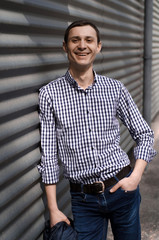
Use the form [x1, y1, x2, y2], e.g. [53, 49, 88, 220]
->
[38, 70, 156, 184]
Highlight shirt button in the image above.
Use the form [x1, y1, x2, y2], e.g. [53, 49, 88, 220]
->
[92, 145, 96, 150]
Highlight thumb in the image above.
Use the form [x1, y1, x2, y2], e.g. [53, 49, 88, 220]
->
[109, 182, 120, 193]
[65, 217, 71, 225]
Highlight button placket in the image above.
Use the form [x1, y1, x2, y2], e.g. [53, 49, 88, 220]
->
[85, 92, 97, 153]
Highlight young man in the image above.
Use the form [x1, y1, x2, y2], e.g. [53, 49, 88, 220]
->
[38, 20, 156, 240]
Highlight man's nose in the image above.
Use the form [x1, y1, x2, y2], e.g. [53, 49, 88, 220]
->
[78, 40, 86, 49]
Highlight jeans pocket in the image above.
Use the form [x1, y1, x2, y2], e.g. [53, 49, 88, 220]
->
[120, 187, 138, 194]
[119, 185, 140, 203]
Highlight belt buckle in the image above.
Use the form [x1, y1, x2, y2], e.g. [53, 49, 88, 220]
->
[95, 181, 105, 193]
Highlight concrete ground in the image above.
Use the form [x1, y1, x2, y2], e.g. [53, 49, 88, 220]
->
[107, 114, 159, 240]
[140, 114, 159, 240]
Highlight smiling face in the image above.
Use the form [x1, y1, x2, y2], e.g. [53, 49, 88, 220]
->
[63, 25, 102, 71]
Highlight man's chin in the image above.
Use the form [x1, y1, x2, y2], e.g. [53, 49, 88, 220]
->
[74, 62, 93, 70]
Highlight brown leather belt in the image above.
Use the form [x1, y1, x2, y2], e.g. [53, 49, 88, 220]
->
[70, 165, 131, 195]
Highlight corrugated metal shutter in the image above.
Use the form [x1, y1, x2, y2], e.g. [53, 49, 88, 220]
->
[0, 0, 145, 239]
[0, 1, 71, 240]
[152, 0, 159, 120]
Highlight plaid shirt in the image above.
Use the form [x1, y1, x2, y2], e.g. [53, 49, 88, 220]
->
[38, 70, 156, 184]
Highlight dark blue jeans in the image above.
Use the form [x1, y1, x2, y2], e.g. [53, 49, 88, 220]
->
[71, 180, 141, 240]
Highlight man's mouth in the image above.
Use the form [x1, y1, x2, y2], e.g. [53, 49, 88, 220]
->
[75, 52, 90, 56]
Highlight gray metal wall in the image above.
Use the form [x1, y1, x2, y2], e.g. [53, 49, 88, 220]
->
[152, 0, 159, 120]
[0, 0, 146, 239]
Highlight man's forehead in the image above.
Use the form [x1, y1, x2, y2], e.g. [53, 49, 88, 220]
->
[69, 25, 97, 34]
[68, 25, 97, 38]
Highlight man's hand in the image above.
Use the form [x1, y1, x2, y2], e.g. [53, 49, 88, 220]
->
[109, 174, 140, 193]
[50, 208, 70, 228]
[110, 159, 147, 193]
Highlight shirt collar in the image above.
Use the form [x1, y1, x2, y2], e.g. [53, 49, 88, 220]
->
[65, 70, 98, 90]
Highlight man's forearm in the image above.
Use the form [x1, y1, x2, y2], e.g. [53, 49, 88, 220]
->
[45, 184, 58, 212]
[45, 184, 70, 227]
[130, 158, 148, 183]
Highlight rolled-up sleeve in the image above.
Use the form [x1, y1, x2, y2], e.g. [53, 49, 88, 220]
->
[117, 84, 157, 163]
[37, 87, 59, 184]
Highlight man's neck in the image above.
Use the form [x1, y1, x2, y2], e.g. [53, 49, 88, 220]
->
[69, 66, 94, 90]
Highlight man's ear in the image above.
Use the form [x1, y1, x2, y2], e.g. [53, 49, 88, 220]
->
[63, 41, 67, 53]
[97, 41, 102, 54]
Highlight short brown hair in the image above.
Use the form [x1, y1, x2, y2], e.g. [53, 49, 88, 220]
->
[64, 20, 101, 44]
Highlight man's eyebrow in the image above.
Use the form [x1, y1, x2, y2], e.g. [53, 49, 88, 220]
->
[70, 36, 80, 39]
[70, 36, 95, 39]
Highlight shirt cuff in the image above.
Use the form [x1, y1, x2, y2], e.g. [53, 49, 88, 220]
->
[134, 145, 157, 163]
[37, 157, 60, 184]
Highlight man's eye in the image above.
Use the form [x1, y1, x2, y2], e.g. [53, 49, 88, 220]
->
[72, 39, 78, 43]
[87, 39, 93, 42]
